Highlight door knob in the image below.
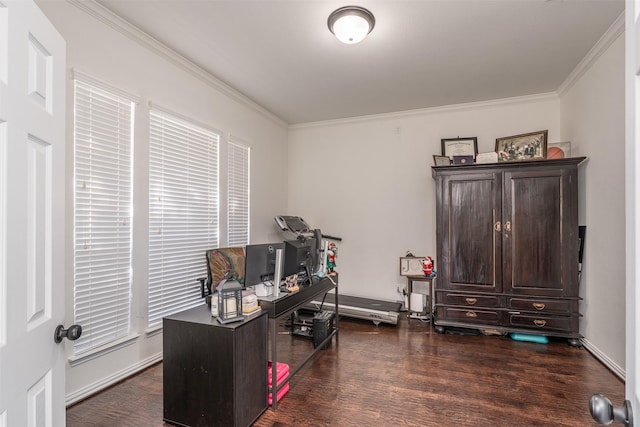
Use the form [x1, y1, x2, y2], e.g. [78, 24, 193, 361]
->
[54, 324, 82, 343]
[589, 394, 632, 426]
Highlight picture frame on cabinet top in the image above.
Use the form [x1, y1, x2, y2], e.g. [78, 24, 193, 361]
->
[452, 155, 474, 165]
[433, 155, 451, 166]
[495, 130, 548, 162]
[475, 151, 499, 164]
[441, 137, 478, 159]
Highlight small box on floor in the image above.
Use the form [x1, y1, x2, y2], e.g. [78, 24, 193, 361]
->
[312, 311, 335, 349]
[268, 361, 289, 406]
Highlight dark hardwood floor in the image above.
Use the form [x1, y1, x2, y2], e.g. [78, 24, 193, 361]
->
[67, 316, 624, 426]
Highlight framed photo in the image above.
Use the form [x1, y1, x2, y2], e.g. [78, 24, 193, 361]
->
[495, 130, 548, 162]
[452, 155, 474, 165]
[475, 151, 498, 164]
[433, 155, 451, 166]
[441, 137, 478, 159]
[400, 257, 426, 276]
[547, 141, 571, 159]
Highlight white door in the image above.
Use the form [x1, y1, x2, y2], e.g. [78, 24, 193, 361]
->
[592, 2, 640, 425]
[627, 0, 640, 424]
[0, 1, 66, 426]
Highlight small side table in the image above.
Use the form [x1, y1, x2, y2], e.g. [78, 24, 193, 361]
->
[406, 275, 435, 323]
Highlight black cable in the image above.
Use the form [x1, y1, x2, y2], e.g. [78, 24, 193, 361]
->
[316, 292, 328, 312]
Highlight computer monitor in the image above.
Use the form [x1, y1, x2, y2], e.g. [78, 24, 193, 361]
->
[283, 238, 317, 279]
[244, 243, 284, 287]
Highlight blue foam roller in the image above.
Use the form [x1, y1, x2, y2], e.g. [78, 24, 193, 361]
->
[510, 333, 549, 344]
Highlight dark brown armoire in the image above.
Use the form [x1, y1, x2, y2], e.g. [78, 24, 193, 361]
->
[432, 157, 586, 346]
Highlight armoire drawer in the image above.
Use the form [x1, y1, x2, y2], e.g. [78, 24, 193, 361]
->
[436, 306, 503, 325]
[439, 293, 503, 308]
[507, 298, 578, 314]
[507, 313, 579, 333]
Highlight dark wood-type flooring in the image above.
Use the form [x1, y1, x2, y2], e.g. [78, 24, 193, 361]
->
[67, 316, 624, 426]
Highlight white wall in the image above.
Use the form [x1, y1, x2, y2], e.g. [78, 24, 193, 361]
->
[288, 97, 560, 301]
[287, 15, 626, 379]
[559, 31, 625, 374]
[36, 0, 289, 402]
[37, 0, 626, 403]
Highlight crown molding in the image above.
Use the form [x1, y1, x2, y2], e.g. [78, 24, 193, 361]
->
[557, 12, 624, 96]
[67, 0, 621, 131]
[66, 0, 287, 128]
[290, 92, 559, 130]
[291, 12, 624, 130]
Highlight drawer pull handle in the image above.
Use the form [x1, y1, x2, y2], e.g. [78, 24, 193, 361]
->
[532, 303, 545, 311]
[466, 311, 478, 318]
[465, 298, 477, 305]
[505, 221, 512, 232]
[495, 221, 501, 232]
[533, 319, 546, 327]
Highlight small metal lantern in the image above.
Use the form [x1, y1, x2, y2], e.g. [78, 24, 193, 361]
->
[217, 278, 244, 324]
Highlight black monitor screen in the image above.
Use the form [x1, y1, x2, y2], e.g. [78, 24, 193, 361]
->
[244, 243, 284, 286]
[283, 238, 317, 278]
[244, 243, 284, 287]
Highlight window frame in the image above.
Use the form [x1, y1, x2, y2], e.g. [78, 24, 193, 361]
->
[227, 137, 250, 247]
[72, 72, 136, 355]
[147, 106, 220, 330]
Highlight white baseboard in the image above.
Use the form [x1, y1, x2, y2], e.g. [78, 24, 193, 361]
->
[581, 338, 625, 381]
[65, 352, 163, 407]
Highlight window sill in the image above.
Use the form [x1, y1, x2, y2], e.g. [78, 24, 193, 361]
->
[145, 325, 163, 337]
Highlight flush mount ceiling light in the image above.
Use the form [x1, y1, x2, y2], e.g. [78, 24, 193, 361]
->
[327, 6, 375, 44]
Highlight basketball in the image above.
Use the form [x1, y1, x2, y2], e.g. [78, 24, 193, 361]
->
[547, 147, 565, 159]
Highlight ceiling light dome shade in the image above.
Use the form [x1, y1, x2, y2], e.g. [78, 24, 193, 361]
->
[328, 6, 375, 44]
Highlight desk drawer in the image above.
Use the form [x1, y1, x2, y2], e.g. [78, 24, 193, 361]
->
[507, 313, 578, 333]
[508, 297, 577, 314]
[440, 292, 503, 308]
[437, 306, 503, 325]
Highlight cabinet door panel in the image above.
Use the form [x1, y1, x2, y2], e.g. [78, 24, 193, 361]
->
[437, 172, 501, 292]
[503, 168, 577, 296]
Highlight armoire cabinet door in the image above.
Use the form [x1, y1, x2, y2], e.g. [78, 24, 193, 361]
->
[436, 172, 502, 292]
[502, 167, 579, 296]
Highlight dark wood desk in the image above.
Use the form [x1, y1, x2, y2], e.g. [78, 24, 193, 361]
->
[258, 274, 338, 410]
[163, 306, 268, 427]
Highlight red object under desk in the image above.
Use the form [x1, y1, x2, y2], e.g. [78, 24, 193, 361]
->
[268, 361, 290, 405]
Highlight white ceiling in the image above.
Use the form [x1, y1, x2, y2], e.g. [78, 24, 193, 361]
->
[94, 0, 624, 125]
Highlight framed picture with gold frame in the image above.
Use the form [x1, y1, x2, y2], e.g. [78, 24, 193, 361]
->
[496, 130, 548, 162]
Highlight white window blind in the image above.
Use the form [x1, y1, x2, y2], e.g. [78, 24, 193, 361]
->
[227, 139, 250, 247]
[73, 76, 135, 355]
[148, 109, 219, 329]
